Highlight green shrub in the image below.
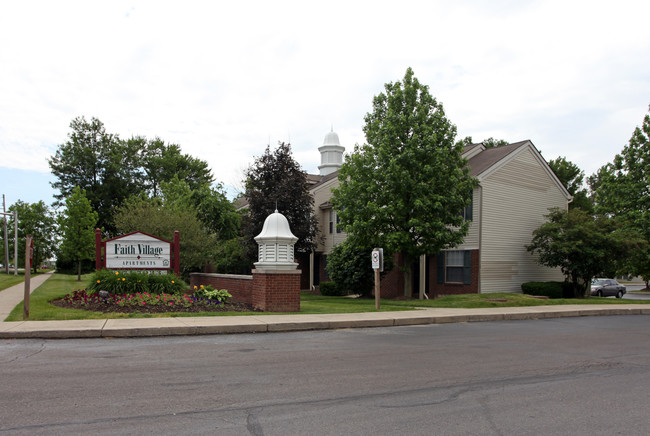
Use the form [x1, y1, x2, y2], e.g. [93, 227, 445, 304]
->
[89, 269, 187, 295]
[521, 281, 565, 299]
[55, 257, 95, 275]
[319, 281, 347, 296]
[193, 285, 232, 303]
[325, 239, 392, 297]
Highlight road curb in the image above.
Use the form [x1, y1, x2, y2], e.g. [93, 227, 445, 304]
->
[1, 306, 649, 339]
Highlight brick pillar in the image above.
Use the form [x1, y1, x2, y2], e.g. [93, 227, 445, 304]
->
[252, 269, 301, 312]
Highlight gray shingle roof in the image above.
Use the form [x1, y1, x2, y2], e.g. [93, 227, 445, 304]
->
[466, 140, 530, 177]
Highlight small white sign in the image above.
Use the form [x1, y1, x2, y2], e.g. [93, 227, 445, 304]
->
[105, 232, 171, 270]
[371, 248, 383, 271]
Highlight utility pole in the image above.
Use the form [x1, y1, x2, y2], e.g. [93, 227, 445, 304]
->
[2, 194, 8, 274]
[1, 195, 16, 275]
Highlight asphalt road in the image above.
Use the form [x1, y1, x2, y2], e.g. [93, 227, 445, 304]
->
[2, 316, 650, 435]
[623, 284, 650, 300]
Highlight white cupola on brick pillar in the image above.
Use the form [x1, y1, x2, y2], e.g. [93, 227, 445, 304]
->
[254, 210, 299, 270]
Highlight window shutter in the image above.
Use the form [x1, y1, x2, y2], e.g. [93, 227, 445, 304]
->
[463, 250, 472, 284]
[437, 252, 444, 284]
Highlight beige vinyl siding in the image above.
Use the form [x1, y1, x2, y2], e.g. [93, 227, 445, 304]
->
[311, 177, 346, 253]
[479, 147, 567, 293]
[456, 186, 480, 250]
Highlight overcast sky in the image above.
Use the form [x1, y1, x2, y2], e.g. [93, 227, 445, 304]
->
[1, 0, 649, 208]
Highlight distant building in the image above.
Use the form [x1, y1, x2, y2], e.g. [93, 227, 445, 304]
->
[240, 130, 571, 297]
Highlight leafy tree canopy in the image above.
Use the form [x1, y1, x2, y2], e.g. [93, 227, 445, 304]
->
[242, 142, 319, 263]
[58, 187, 99, 280]
[160, 176, 240, 241]
[6, 200, 57, 273]
[325, 237, 392, 298]
[548, 156, 593, 212]
[590, 110, 650, 282]
[132, 137, 214, 197]
[49, 117, 141, 234]
[49, 117, 214, 235]
[456, 136, 509, 148]
[527, 208, 644, 296]
[332, 67, 477, 295]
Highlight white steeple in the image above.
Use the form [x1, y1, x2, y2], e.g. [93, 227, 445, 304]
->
[318, 127, 345, 176]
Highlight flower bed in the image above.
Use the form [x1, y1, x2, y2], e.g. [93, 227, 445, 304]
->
[51, 289, 259, 314]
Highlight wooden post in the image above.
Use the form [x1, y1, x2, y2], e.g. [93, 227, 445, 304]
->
[95, 228, 103, 271]
[374, 268, 380, 310]
[419, 254, 426, 300]
[23, 235, 32, 320]
[173, 231, 180, 277]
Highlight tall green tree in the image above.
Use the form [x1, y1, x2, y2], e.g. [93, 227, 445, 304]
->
[133, 137, 214, 197]
[49, 118, 215, 236]
[7, 200, 57, 273]
[456, 136, 509, 148]
[49, 116, 142, 234]
[58, 187, 99, 280]
[548, 157, 592, 212]
[527, 208, 644, 296]
[242, 142, 319, 263]
[332, 67, 477, 296]
[592, 110, 650, 286]
[160, 176, 239, 241]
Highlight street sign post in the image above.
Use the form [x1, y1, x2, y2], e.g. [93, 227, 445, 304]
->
[372, 248, 383, 310]
[23, 235, 32, 320]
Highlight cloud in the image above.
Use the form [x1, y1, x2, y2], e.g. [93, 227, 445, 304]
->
[1, 0, 649, 206]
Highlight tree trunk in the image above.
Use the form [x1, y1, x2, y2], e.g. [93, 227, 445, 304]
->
[403, 261, 412, 298]
[77, 260, 82, 281]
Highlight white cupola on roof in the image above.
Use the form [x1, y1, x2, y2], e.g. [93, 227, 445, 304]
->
[318, 128, 345, 176]
[254, 210, 299, 270]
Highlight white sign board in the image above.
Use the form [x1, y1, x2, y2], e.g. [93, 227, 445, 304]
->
[105, 232, 171, 270]
[371, 248, 383, 271]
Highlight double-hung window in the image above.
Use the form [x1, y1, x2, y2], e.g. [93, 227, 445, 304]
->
[437, 250, 472, 285]
[445, 251, 465, 283]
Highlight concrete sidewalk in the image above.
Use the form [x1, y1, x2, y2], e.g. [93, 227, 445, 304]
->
[2, 273, 649, 339]
[0, 272, 54, 321]
[1, 299, 649, 339]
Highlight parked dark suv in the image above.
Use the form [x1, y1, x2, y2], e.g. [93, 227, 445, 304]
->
[590, 278, 626, 298]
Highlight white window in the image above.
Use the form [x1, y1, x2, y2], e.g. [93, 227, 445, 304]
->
[445, 251, 465, 283]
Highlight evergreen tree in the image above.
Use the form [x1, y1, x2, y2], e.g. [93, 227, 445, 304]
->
[242, 142, 319, 264]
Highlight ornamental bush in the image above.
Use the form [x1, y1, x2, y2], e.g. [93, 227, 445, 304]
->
[521, 281, 565, 299]
[89, 269, 187, 295]
[319, 281, 347, 296]
[193, 285, 232, 303]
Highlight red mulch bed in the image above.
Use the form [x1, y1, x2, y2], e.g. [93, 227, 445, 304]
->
[50, 298, 260, 314]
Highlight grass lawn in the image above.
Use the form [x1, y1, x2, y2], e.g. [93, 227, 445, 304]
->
[0, 272, 26, 292]
[5, 273, 650, 322]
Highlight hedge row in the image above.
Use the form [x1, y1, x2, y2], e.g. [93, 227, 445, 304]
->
[521, 281, 580, 299]
[319, 281, 348, 297]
